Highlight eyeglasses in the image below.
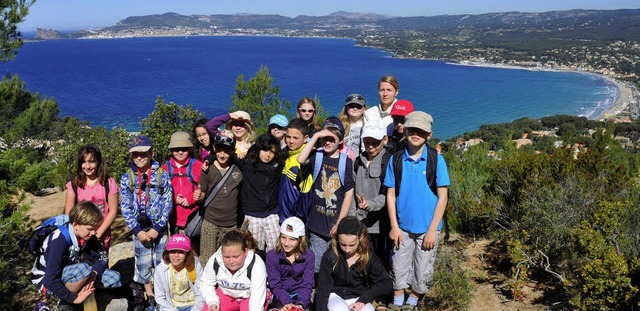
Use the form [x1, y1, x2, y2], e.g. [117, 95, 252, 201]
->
[132, 152, 149, 158]
[346, 103, 364, 110]
[298, 108, 315, 113]
[363, 139, 382, 147]
[346, 94, 364, 102]
[214, 135, 234, 144]
[196, 133, 209, 138]
[171, 147, 190, 153]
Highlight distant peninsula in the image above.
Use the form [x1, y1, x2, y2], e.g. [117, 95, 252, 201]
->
[35, 9, 640, 121]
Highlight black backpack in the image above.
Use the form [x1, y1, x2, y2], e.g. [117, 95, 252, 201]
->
[391, 146, 439, 197]
[212, 253, 257, 279]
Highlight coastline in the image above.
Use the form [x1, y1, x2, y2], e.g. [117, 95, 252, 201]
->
[448, 60, 638, 121]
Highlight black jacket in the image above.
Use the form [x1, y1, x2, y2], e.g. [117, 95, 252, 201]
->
[236, 156, 282, 217]
[315, 248, 392, 311]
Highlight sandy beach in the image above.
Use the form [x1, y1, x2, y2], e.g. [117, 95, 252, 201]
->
[450, 60, 638, 120]
[595, 75, 636, 120]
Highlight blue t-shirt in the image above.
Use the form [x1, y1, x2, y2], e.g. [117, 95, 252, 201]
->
[383, 147, 450, 234]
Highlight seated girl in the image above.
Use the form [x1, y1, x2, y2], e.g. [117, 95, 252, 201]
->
[198, 230, 268, 311]
[315, 217, 392, 311]
[154, 233, 204, 311]
[265, 217, 314, 311]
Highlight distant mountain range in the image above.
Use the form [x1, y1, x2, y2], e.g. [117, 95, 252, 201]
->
[36, 9, 640, 42]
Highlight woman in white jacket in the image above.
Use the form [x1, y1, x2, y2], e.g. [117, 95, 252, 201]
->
[198, 229, 268, 311]
[154, 234, 204, 311]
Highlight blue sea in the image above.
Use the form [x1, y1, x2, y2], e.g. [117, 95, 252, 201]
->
[1, 36, 617, 139]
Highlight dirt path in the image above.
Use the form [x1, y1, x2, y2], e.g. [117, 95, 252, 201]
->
[23, 190, 547, 310]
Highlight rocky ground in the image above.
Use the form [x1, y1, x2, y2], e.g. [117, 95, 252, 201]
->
[23, 190, 548, 310]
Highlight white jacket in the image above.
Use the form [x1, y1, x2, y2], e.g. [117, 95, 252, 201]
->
[363, 101, 396, 137]
[153, 260, 204, 311]
[198, 249, 267, 311]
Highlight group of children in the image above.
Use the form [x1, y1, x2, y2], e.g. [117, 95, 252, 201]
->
[31, 75, 450, 311]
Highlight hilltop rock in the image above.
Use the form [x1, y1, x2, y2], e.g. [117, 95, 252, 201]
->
[35, 28, 63, 39]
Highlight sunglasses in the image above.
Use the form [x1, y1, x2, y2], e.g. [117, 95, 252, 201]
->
[346, 94, 364, 102]
[132, 152, 150, 158]
[363, 139, 383, 147]
[171, 147, 190, 153]
[346, 103, 364, 110]
[214, 135, 234, 144]
[298, 108, 315, 113]
[269, 124, 286, 131]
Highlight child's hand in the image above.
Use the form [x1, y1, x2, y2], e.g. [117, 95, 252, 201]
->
[193, 184, 203, 201]
[389, 227, 402, 249]
[202, 159, 210, 172]
[229, 111, 245, 120]
[147, 228, 159, 241]
[314, 129, 336, 139]
[422, 230, 437, 250]
[208, 304, 220, 311]
[356, 193, 368, 210]
[349, 301, 366, 311]
[176, 194, 189, 206]
[72, 280, 95, 304]
[136, 231, 150, 243]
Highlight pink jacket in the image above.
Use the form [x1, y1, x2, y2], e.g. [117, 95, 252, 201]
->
[162, 158, 203, 227]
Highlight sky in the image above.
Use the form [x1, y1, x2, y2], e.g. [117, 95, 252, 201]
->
[20, 0, 640, 31]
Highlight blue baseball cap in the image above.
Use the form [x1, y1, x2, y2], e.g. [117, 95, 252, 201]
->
[129, 135, 153, 153]
[269, 114, 289, 128]
[323, 116, 345, 137]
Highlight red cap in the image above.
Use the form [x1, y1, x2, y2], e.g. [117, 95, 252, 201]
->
[390, 100, 414, 117]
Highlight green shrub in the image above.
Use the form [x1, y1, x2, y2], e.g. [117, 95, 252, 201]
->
[16, 160, 57, 192]
[431, 246, 475, 309]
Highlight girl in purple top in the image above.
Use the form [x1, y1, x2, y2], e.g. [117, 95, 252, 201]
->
[193, 118, 213, 161]
[265, 217, 315, 311]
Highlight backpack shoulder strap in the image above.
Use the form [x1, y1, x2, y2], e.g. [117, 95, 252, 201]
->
[166, 161, 174, 178]
[338, 152, 347, 186]
[213, 257, 220, 275]
[186, 158, 196, 185]
[426, 146, 438, 197]
[246, 253, 257, 280]
[127, 168, 136, 192]
[312, 150, 324, 181]
[57, 223, 71, 246]
[379, 150, 393, 185]
[156, 166, 164, 191]
[72, 184, 78, 205]
[392, 149, 404, 196]
[104, 177, 110, 204]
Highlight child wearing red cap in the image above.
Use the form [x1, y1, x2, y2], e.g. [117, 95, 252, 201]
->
[154, 234, 204, 311]
[389, 99, 414, 153]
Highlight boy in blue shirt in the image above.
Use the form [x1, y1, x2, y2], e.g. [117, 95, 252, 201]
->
[384, 111, 450, 309]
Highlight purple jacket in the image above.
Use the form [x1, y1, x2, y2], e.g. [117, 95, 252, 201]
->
[205, 113, 231, 137]
[265, 248, 315, 308]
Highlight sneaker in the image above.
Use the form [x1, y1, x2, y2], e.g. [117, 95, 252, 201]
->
[33, 301, 50, 311]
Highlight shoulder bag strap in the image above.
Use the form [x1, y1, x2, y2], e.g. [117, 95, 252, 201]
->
[204, 164, 236, 207]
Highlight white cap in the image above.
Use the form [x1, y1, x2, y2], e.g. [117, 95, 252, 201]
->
[280, 217, 306, 238]
[361, 120, 387, 140]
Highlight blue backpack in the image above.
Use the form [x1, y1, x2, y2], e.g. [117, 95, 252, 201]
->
[29, 214, 71, 257]
[166, 158, 197, 188]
